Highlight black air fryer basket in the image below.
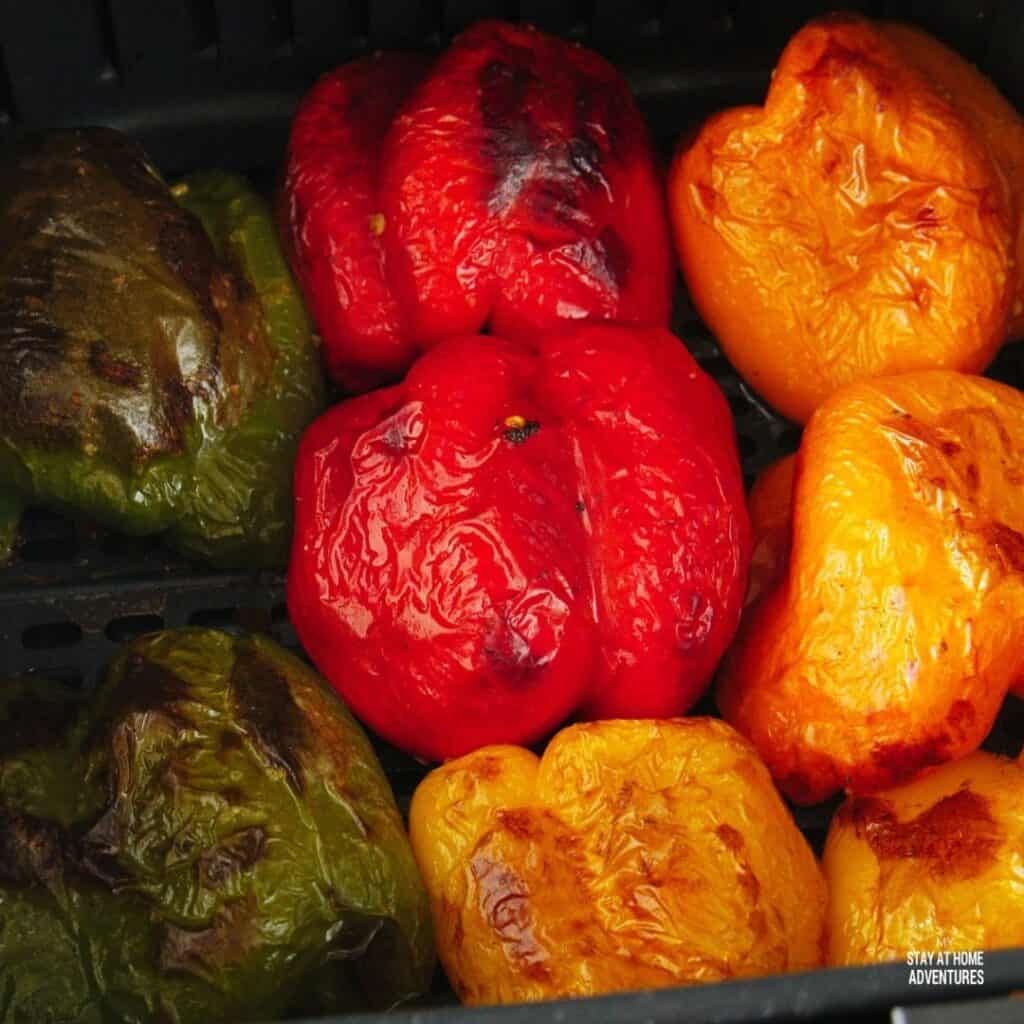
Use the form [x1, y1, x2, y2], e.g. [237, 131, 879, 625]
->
[1, 2, 1023, 1022]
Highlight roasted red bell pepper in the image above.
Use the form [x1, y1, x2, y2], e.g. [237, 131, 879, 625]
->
[287, 325, 750, 760]
[281, 21, 673, 392]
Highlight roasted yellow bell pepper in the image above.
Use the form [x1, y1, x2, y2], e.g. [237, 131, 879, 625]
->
[825, 750, 1024, 965]
[410, 718, 825, 1005]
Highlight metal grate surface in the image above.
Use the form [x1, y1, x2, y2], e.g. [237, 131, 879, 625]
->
[1, 2, 1023, 1020]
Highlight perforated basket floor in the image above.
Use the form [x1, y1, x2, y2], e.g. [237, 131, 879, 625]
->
[2, 2, 1024, 1022]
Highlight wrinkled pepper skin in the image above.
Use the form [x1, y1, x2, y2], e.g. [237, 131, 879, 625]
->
[825, 751, 1024, 965]
[288, 324, 750, 760]
[0, 129, 324, 567]
[282, 21, 673, 392]
[718, 371, 1024, 805]
[669, 15, 1024, 423]
[409, 719, 826, 1005]
[0, 629, 434, 1023]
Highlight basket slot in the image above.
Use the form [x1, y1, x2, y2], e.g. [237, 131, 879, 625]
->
[104, 614, 165, 643]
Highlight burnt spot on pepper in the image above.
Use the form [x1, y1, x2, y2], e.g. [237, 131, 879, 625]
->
[158, 214, 221, 329]
[89, 340, 141, 389]
[0, 809, 72, 889]
[86, 654, 194, 750]
[502, 416, 540, 444]
[976, 520, 1024, 574]
[870, 729, 958, 785]
[161, 892, 260, 973]
[480, 55, 537, 217]
[198, 826, 267, 887]
[230, 649, 307, 794]
[840, 787, 1002, 880]
[470, 852, 548, 974]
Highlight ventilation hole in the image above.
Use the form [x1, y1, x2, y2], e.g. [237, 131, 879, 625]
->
[22, 622, 83, 650]
[105, 614, 164, 643]
[188, 607, 237, 628]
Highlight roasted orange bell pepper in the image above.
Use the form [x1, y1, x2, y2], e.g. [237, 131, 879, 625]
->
[825, 750, 1024, 965]
[719, 371, 1024, 804]
[409, 718, 825, 1005]
[669, 15, 1024, 423]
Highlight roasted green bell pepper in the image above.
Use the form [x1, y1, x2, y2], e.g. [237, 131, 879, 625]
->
[0, 128, 324, 567]
[0, 628, 435, 1022]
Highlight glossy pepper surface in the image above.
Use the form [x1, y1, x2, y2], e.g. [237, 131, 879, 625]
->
[409, 718, 826, 1005]
[0, 628, 434, 1023]
[281, 20, 673, 392]
[825, 750, 1024, 965]
[669, 15, 1024, 423]
[719, 371, 1024, 805]
[288, 324, 750, 760]
[0, 129, 324, 567]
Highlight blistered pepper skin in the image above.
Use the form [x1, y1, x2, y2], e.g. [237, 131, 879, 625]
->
[282, 21, 672, 391]
[288, 325, 749, 760]
[669, 15, 1022, 423]
[0, 629, 434, 1022]
[409, 718, 826, 1005]
[825, 751, 1024, 965]
[281, 54, 430, 393]
[719, 371, 1024, 804]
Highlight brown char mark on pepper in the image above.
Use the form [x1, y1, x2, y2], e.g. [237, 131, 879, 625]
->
[158, 212, 222, 330]
[229, 648, 307, 793]
[839, 787, 1002, 880]
[85, 653, 195, 751]
[197, 826, 267, 886]
[480, 48, 538, 217]
[0, 245, 69, 437]
[89, 340, 141, 388]
[0, 806, 127, 892]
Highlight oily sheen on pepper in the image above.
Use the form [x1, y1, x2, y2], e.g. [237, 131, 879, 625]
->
[825, 750, 1024, 966]
[281, 20, 672, 392]
[288, 325, 750, 760]
[669, 15, 1024, 423]
[719, 371, 1024, 804]
[409, 719, 826, 1004]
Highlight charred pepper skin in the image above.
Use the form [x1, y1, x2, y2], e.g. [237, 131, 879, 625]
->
[0, 129, 324, 567]
[0, 629, 435, 1023]
[288, 325, 750, 761]
[720, 371, 1024, 804]
[282, 21, 673, 392]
